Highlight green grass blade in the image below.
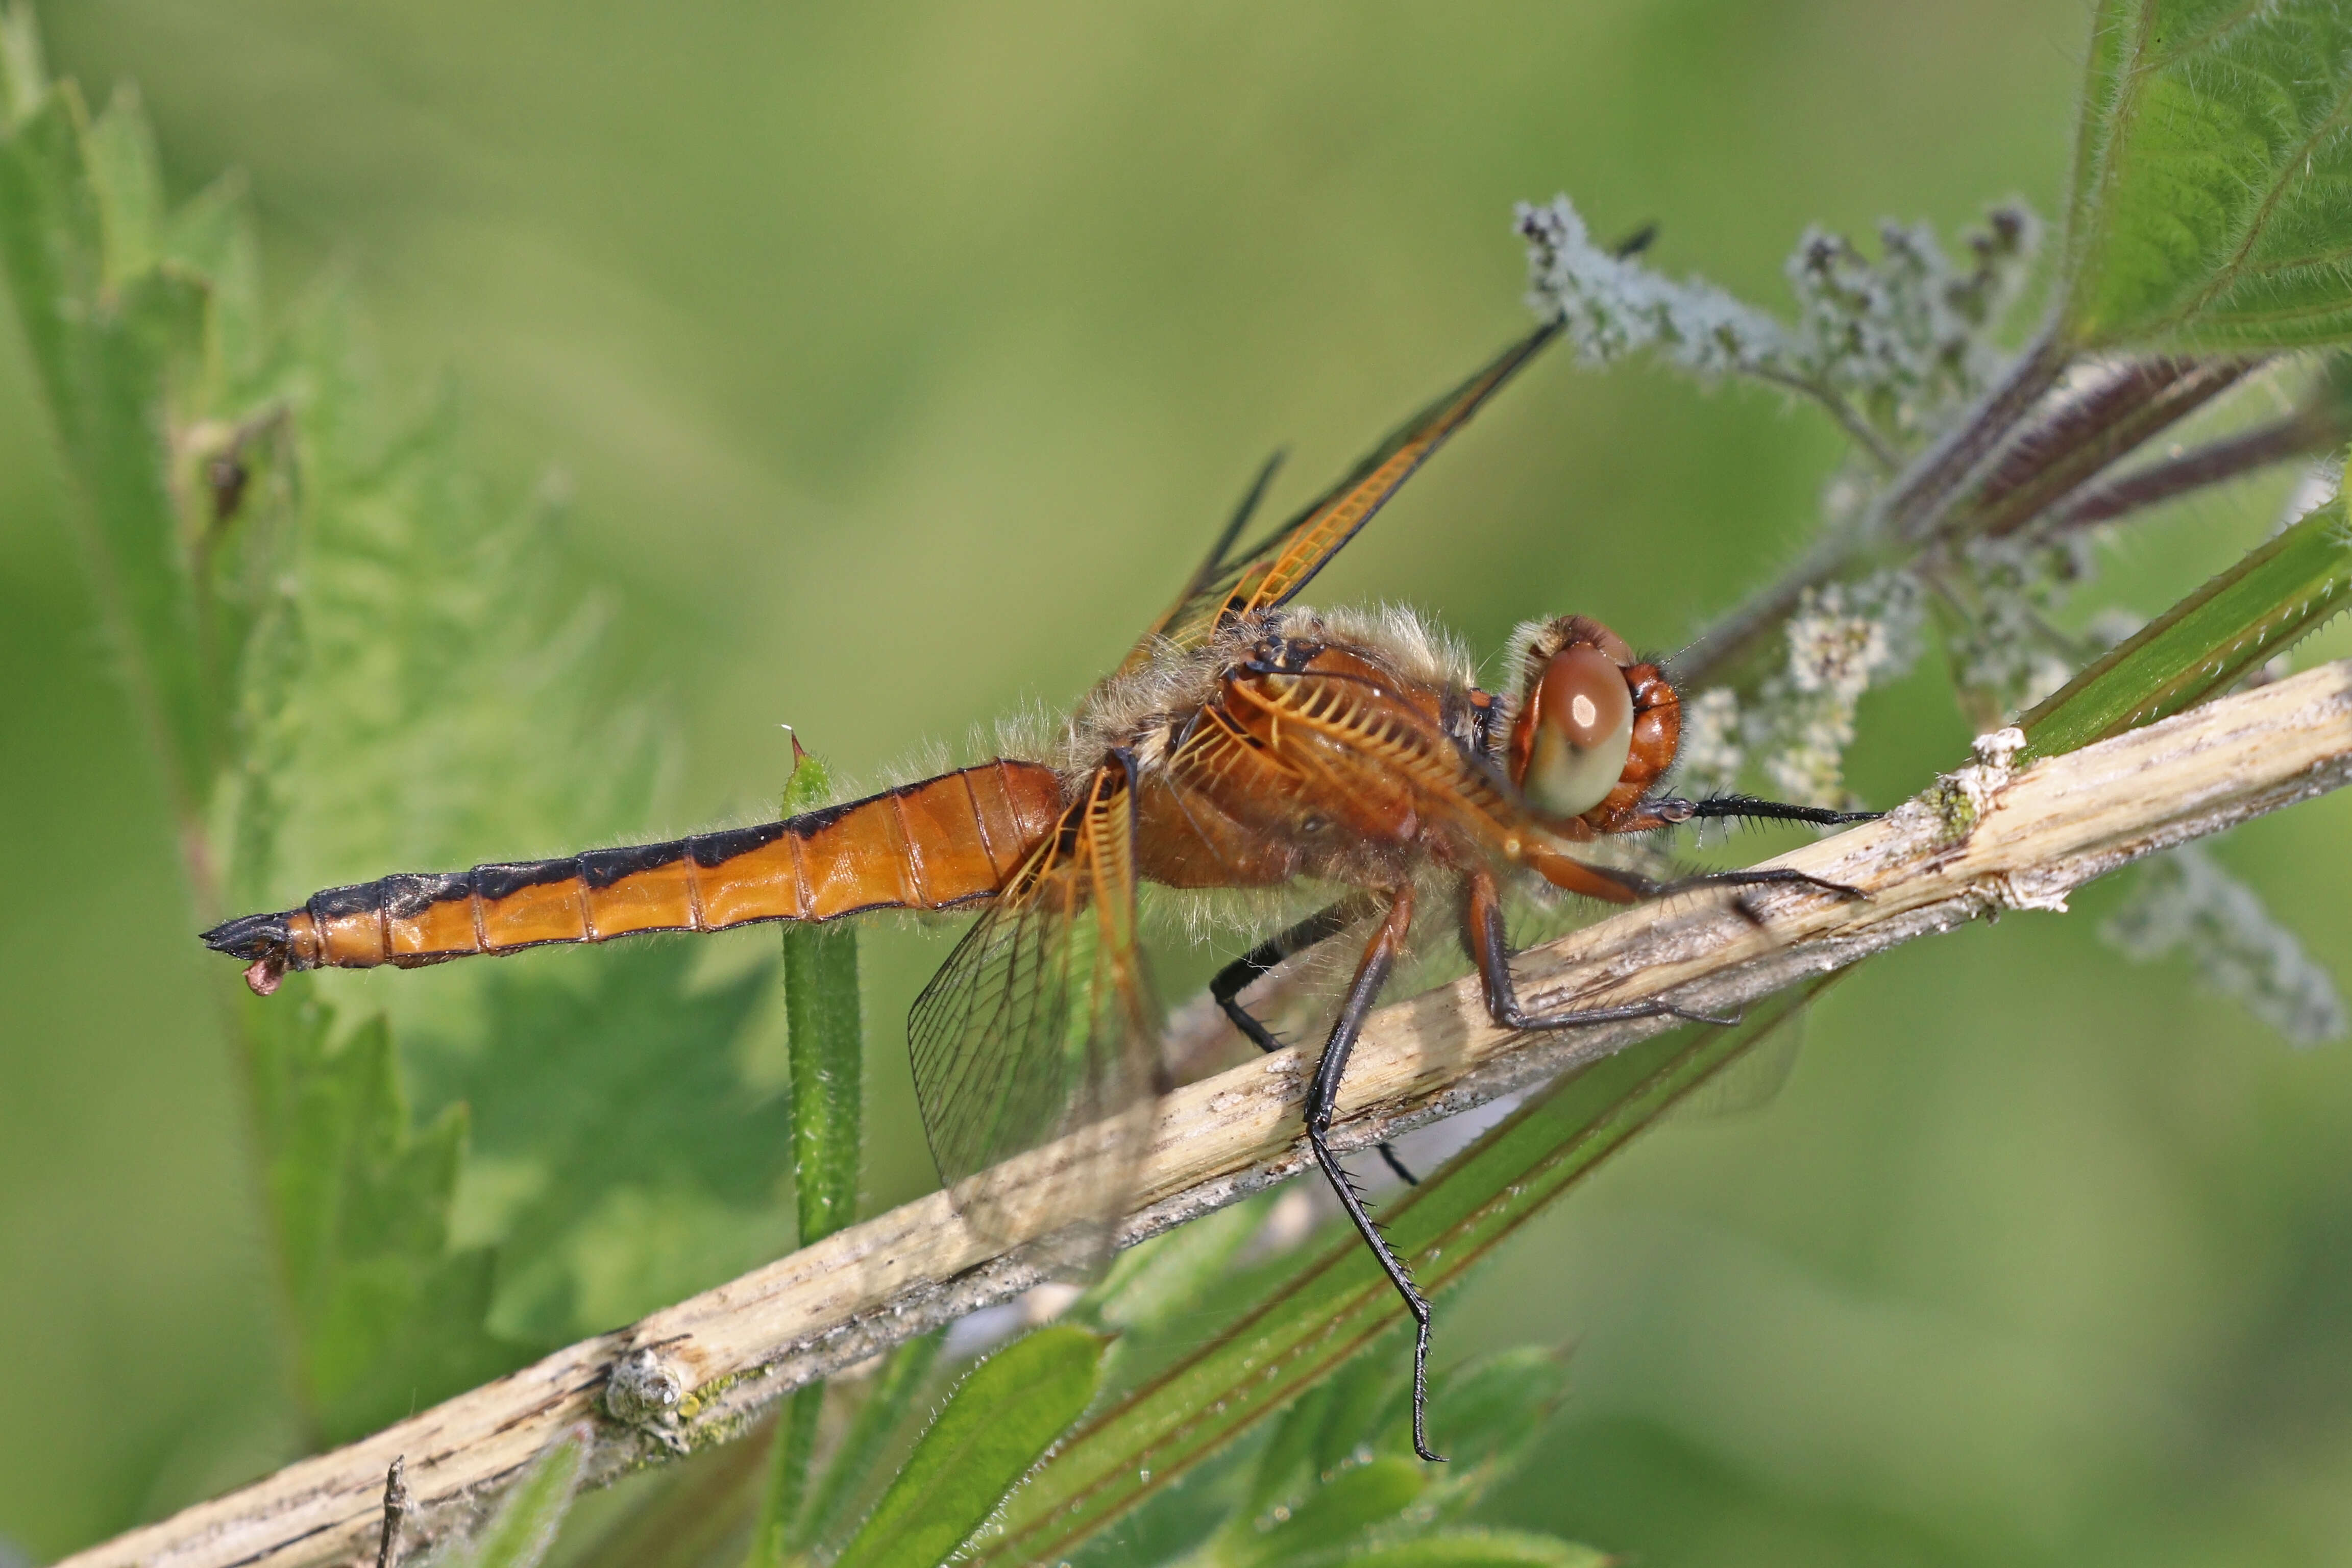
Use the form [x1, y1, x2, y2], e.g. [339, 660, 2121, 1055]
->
[745, 1383, 824, 1568]
[743, 744, 866, 1567]
[451, 1426, 591, 1568]
[780, 744, 863, 1250]
[2019, 477, 2352, 761]
[2059, 0, 2352, 351]
[1230, 1455, 1425, 1567]
[973, 980, 1830, 1566]
[1336, 1531, 1612, 1568]
[795, 1332, 943, 1554]
[834, 1326, 1105, 1568]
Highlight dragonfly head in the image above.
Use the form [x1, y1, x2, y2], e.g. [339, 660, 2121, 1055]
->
[1503, 616, 1679, 825]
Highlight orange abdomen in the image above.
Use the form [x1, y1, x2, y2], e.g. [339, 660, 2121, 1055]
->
[205, 761, 1063, 987]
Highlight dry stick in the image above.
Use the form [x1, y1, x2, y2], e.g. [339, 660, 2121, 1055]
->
[372, 1458, 406, 1568]
[63, 659, 2352, 1568]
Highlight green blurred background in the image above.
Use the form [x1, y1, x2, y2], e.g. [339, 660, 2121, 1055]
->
[6, 1, 2351, 1562]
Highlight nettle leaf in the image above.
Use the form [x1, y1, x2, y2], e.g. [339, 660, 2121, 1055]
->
[836, 1326, 1105, 1568]
[2062, 0, 2352, 350]
[0, 79, 219, 818]
[247, 993, 511, 1443]
[409, 941, 790, 1346]
[247, 337, 664, 930]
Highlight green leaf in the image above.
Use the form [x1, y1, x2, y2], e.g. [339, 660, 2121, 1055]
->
[745, 1383, 825, 1568]
[2061, 0, 2352, 350]
[248, 994, 512, 1443]
[407, 942, 790, 1348]
[1244, 1339, 1403, 1515]
[2019, 473, 2352, 759]
[797, 1333, 944, 1555]
[240, 342, 665, 924]
[1401, 1348, 1570, 1483]
[971, 982, 1830, 1567]
[0, 84, 218, 825]
[1248, 1373, 1348, 1520]
[1060, 1433, 1265, 1568]
[84, 83, 162, 287]
[161, 169, 264, 396]
[834, 1326, 1105, 1568]
[448, 1426, 591, 1568]
[1334, 1530, 1611, 1568]
[1231, 1456, 1426, 1568]
[0, 2, 46, 128]
[1090, 1191, 1275, 1340]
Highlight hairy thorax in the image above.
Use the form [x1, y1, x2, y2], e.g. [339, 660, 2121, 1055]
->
[1068, 607, 1515, 893]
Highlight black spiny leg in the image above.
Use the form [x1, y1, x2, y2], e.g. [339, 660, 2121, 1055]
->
[1641, 793, 1881, 829]
[1465, 867, 1746, 1031]
[1608, 795, 1876, 923]
[1211, 895, 1419, 1184]
[1299, 886, 1450, 1461]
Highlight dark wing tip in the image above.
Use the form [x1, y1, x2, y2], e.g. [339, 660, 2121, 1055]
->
[201, 911, 289, 959]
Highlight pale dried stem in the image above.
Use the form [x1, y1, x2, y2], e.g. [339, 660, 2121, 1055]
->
[64, 660, 2352, 1568]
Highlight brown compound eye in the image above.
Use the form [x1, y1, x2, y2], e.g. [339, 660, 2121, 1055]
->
[1517, 644, 1635, 819]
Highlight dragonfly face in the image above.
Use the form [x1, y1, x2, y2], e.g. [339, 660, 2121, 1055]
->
[203, 316, 1871, 1460]
[1106, 607, 1685, 899]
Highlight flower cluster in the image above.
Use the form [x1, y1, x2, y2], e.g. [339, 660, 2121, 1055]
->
[1782, 206, 2038, 440]
[1673, 573, 1923, 812]
[1944, 532, 2098, 721]
[1671, 686, 1745, 802]
[2102, 845, 2346, 1046]
[1518, 195, 2040, 451]
[1753, 574, 1923, 806]
[1524, 188, 2332, 1022]
[1515, 196, 1787, 375]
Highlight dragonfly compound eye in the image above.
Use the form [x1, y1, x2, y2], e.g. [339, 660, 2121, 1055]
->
[1520, 644, 1634, 819]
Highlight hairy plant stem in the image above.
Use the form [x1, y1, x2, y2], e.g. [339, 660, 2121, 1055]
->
[1679, 341, 2280, 689]
[1881, 323, 2071, 538]
[2055, 403, 2352, 531]
[1968, 358, 2257, 540]
[1750, 364, 1901, 472]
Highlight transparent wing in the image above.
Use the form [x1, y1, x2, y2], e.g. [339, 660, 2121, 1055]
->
[908, 760, 1161, 1266]
[1123, 318, 1560, 668]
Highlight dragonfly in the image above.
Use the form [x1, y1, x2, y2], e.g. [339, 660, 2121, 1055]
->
[202, 315, 1869, 1459]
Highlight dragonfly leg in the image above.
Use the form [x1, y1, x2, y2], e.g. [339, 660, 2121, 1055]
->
[1465, 867, 1742, 1030]
[1640, 864, 1871, 902]
[1212, 895, 1419, 1184]
[1299, 884, 1449, 1461]
[1624, 792, 1881, 831]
